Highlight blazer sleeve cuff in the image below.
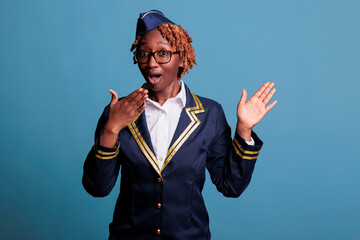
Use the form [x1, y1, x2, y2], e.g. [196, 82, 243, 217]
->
[93, 136, 120, 160]
[232, 131, 263, 160]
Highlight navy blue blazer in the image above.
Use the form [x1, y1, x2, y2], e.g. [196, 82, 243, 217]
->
[83, 84, 263, 240]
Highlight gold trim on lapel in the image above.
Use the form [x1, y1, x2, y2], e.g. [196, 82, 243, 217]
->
[128, 90, 205, 177]
[128, 121, 161, 177]
[162, 91, 205, 171]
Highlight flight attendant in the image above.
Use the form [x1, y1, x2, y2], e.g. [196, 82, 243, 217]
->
[83, 9, 277, 240]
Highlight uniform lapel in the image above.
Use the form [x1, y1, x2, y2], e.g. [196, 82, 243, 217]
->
[161, 85, 205, 172]
[128, 84, 205, 176]
[128, 111, 161, 177]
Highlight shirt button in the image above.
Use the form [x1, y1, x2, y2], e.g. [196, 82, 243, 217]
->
[157, 177, 162, 183]
[156, 203, 162, 209]
[156, 228, 161, 235]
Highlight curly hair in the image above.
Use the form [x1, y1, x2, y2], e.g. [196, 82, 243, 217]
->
[130, 23, 196, 79]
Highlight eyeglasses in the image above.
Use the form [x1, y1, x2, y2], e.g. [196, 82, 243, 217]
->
[134, 50, 179, 64]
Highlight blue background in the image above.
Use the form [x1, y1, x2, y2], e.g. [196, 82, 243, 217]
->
[1, 0, 359, 239]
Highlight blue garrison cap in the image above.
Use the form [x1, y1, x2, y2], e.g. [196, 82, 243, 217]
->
[135, 10, 175, 35]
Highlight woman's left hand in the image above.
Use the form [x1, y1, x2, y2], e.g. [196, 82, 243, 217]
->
[236, 82, 278, 141]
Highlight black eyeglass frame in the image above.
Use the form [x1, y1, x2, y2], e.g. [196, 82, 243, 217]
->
[133, 50, 180, 64]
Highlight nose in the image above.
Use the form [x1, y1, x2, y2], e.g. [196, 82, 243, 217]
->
[147, 53, 158, 68]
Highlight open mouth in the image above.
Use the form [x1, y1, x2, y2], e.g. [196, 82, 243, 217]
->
[147, 74, 162, 85]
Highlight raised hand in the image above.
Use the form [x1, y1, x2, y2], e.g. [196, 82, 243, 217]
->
[100, 88, 148, 148]
[236, 82, 278, 141]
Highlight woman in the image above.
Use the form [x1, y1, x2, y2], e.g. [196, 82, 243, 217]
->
[83, 9, 277, 240]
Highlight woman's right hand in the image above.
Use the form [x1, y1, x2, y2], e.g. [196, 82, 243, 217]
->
[100, 88, 148, 148]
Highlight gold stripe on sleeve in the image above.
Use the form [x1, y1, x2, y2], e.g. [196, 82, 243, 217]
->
[94, 145, 120, 160]
[94, 139, 120, 155]
[233, 137, 260, 155]
[232, 142, 258, 160]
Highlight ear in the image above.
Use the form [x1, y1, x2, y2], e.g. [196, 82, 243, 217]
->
[179, 59, 184, 67]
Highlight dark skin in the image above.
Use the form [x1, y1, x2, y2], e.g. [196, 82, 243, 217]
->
[101, 28, 277, 148]
[137, 28, 183, 105]
[100, 87, 148, 148]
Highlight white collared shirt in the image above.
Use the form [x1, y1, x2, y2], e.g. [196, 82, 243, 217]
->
[145, 81, 187, 169]
[144, 81, 254, 170]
